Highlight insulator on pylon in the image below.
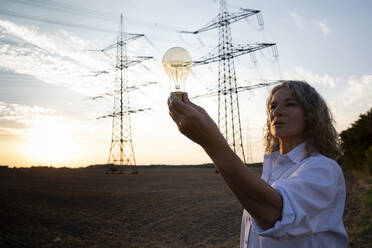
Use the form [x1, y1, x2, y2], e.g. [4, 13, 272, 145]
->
[197, 36, 205, 47]
[272, 45, 279, 59]
[250, 53, 258, 65]
[257, 13, 264, 29]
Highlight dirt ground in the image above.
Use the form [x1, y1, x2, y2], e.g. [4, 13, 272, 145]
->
[343, 171, 372, 248]
[0, 167, 249, 248]
[0, 166, 370, 248]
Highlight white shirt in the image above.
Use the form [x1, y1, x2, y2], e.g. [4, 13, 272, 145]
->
[240, 142, 348, 248]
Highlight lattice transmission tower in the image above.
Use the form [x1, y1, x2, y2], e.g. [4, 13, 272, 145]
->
[91, 14, 153, 174]
[181, 0, 276, 163]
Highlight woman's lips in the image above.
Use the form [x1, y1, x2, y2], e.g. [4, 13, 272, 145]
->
[273, 121, 286, 127]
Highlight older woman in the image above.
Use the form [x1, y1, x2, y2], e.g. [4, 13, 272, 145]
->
[167, 80, 348, 248]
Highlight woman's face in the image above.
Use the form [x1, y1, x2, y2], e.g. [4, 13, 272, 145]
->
[268, 87, 305, 142]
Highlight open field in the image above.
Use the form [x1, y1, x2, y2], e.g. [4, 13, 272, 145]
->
[0, 167, 258, 248]
[0, 166, 370, 247]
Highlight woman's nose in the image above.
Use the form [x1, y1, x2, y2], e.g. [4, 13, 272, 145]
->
[271, 105, 284, 118]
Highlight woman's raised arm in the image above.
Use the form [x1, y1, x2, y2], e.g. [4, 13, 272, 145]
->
[167, 92, 282, 230]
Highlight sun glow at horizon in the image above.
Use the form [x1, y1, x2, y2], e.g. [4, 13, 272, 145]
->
[25, 117, 78, 165]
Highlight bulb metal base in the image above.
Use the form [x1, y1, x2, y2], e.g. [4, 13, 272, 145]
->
[174, 91, 185, 100]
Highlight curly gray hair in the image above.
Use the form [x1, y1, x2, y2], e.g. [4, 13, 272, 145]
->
[264, 80, 342, 160]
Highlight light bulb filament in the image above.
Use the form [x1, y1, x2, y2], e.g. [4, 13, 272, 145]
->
[162, 47, 192, 97]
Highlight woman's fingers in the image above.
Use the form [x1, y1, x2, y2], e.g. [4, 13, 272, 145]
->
[168, 93, 187, 125]
[168, 92, 202, 114]
[167, 92, 223, 147]
[168, 93, 209, 128]
[168, 110, 175, 121]
[168, 92, 194, 116]
[183, 93, 206, 113]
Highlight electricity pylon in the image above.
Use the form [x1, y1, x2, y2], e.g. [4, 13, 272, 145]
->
[92, 14, 153, 174]
[180, 0, 276, 164]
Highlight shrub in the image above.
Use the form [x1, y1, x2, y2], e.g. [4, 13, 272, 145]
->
[340, 108, 372, 173]
[364, 145, 372, 174]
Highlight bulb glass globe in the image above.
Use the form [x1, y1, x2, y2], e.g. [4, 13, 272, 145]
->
[162, 47, 192, 99]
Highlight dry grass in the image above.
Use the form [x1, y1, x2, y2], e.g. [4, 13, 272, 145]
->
[344, 171, 372, 248]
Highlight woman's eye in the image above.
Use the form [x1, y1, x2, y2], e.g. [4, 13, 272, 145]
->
[286, 102, 296, 107]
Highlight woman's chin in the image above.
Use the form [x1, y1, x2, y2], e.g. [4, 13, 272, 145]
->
[272, 131, 286, 139]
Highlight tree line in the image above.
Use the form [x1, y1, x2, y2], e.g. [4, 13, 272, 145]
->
[340, 107, 372, 174]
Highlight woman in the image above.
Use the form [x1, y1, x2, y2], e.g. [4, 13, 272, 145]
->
[167, 80, 348, 247]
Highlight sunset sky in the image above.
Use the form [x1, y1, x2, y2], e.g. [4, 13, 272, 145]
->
[0, 0, 371, 167]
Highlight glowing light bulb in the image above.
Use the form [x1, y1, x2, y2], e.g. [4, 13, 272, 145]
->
[162, 47, 192, 99]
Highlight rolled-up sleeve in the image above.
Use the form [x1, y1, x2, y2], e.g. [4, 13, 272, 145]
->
[251, 157, 340, 240]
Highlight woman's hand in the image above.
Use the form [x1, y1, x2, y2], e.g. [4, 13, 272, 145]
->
[167, 92, 226, 151]
[167, 92, 282, 230]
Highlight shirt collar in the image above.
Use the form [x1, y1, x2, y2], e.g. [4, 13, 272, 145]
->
[285, 141, 307, 164]
[264, 142, 307, 164]
[264, 150, 280, 160]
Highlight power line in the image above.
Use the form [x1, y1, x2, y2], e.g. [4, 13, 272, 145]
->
[0, 9, 117, 33]
[0, 0, 181, 34]
[7, 0, 117, 22]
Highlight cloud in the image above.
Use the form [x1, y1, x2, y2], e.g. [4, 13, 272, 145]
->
[281, 67, 372, 131]
[0, 102, 61, 140]
[0, 119, 29, 129]
[315, 20, 331, 35]
[0, 128, 17, 138]
[331, 75, 372, 131]
[0, 19, 116, 95]
[0, 101, 56, 118]
[0, 19, 156, 119]
[344, 75, 372, 109]
[0, 101, 56, 130]
[283, 66, 337, 87]
[0, 101, 99, 144]
[288, 11, 304, 29]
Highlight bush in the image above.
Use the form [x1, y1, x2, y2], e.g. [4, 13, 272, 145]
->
[340, 107, 372, 173]
[364, 145, 372, 174]
[358, 188, 372, 232]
